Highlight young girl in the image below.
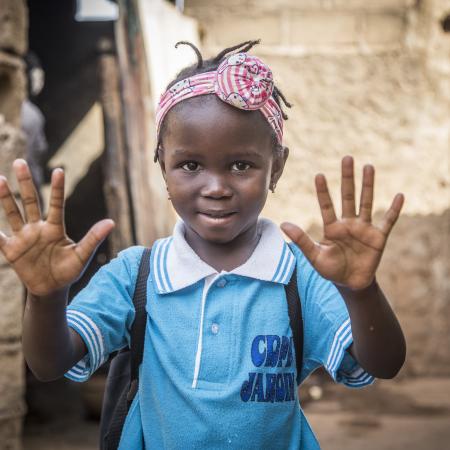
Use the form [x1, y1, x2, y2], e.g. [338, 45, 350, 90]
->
[0, 40, 406, 449]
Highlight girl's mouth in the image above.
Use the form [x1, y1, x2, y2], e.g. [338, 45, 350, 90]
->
[200, 210, 236, 218]
[198, 211, 236, 223]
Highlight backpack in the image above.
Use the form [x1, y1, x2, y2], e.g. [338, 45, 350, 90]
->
[99, 247, 303, 450]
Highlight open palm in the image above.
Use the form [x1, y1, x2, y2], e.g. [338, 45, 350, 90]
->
[281, 156, 404, 290]
[0, 160, 114, 296]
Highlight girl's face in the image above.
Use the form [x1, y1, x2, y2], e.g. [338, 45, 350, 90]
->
[159, 95, 286, 245]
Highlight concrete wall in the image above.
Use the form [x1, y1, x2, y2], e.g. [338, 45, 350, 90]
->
[184, 0, 450, 376]
[0, 1, 28, 447]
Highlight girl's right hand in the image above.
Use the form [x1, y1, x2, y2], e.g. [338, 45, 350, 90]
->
[0, 159, 115, 297]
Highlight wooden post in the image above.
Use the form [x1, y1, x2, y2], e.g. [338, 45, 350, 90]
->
[98, 38, 134, 255]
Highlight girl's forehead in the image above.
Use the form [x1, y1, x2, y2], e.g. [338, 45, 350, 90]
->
[163, 95, 273, 149]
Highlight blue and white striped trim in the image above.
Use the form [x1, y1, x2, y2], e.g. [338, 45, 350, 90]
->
[271, 243, 296, 284]
[344, 371, 375, 387]
[66, 310, 106, 381]
[326, 318, 374, 388]
[66, 357, 90, 381]
[151, 237, 174, 294]
[326, 318, 352, 377]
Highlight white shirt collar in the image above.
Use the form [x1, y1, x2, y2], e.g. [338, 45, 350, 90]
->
[150, 217, 296, 294]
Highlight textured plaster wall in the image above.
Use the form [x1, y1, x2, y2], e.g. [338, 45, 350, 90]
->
[185, 0, 450, 376]
[0, 0, 28, 448]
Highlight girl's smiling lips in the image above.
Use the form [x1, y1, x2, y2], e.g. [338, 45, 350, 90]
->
[199, 209, 237, 218]
[198, 210, 237, 225]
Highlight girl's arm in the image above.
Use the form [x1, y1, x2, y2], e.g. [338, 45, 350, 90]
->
[281, 156, 406, 379]
[0, 160, 113, 381]
[23, 288, 87, 381]
[336, 280, 405, 378]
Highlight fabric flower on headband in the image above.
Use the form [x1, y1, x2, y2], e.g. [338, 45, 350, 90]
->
[156, 53, 284, 144]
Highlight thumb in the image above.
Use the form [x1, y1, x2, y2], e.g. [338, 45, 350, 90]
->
[76, 219, 115, 264]
[280, 221, 319, 263]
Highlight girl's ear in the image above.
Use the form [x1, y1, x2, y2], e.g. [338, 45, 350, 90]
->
[270, 146, 289, 189]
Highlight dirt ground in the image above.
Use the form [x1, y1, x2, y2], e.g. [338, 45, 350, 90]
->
[22, 376, 450, 449]
[304, 377, 450, 449]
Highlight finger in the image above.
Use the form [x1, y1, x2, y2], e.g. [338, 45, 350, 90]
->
[75, 219, 115, 264]
[359, 164, 374, 222]
[341, 156, 356, 218]
[380, 193, 404, 236]
[315, 174, 337, 226]
[47, 168, 65, 226]
[280, 222, 320, 264]
[0, 175, 25, 232]
[13, 159, 41, 223]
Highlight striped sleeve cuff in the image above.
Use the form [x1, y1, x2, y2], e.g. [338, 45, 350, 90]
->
[340, 366, 375, 388]
[325, 318, 375, 388]
[65, 310, 106, 382]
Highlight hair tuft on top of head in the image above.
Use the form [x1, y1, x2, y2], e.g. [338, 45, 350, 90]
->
[212, 39, 261, 63]
[175, 41, 203, 69]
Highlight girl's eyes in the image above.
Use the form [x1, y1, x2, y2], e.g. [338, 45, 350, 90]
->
[180, 162, 252, 172]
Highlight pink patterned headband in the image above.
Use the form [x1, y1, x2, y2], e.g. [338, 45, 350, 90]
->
[156, 53, 284, 144]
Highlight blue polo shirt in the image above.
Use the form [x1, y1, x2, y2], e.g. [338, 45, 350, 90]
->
[65, 218, 374, 449]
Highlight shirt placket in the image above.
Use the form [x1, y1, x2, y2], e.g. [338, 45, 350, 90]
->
[191, 272, 228, 388]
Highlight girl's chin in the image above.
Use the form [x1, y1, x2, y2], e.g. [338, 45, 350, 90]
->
[186, 220, 240, 245]
[182, 212, 260, 245]
[194, 228, 238, 245]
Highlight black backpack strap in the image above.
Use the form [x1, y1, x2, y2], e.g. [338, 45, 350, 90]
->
[104, 247, 152, 450]
[284, 266, 303, 386]
[127, 247, 152, 406]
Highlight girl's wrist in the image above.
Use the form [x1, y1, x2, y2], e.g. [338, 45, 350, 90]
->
[334, 277, 378, 297]
[27, 286, 70, 306]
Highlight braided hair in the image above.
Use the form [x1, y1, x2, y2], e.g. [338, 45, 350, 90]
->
[155, 40, 292, 162]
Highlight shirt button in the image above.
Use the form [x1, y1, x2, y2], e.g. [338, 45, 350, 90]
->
[211, 323, 220, 334]
[216, 279, 227, 288]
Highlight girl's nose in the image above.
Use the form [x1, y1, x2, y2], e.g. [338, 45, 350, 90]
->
[200, 173, 233, 199]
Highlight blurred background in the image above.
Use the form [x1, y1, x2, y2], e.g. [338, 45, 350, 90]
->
[0, 0, 449, 449]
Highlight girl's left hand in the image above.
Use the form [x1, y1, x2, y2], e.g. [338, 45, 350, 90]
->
[281, 155, 404, 291]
